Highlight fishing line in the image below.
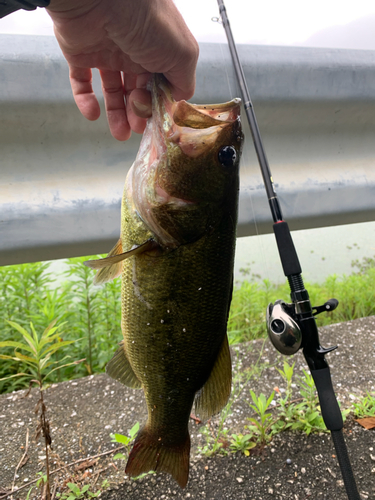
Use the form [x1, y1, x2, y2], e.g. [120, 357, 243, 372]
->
[215, 17, 273, 284]
[219, 41, 235, 99]
[216, 1, 360, 499]
[237, 143, 273, 285]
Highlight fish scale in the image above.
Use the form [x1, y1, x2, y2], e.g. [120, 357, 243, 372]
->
[85, 74, 243, 487]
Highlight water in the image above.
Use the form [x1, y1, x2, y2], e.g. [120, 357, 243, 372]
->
[234, 220, 375, 286]
[46, 221, 375, 287]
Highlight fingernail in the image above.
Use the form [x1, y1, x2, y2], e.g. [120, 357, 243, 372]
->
[133, 100, 152, 116]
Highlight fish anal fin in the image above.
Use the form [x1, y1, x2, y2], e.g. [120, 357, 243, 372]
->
[106, 341, 142, 389]
[194, 335, 232, 421]
[126, 427, 190, 488]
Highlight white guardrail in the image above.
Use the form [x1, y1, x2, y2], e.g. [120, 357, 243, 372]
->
[1, 35, 375, 266]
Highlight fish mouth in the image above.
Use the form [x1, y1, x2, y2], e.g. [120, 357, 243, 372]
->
[150, 75, 241, 202]
[153, 75, 241, 155]
[127, 74, 242, 248]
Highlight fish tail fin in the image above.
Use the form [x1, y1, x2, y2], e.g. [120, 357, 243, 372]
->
[126, 426, 190, 488]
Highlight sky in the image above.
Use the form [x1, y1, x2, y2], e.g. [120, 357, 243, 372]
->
[1, 0, 375, 50]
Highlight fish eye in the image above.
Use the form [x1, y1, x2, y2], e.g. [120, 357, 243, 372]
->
[218, 146, 237, 167]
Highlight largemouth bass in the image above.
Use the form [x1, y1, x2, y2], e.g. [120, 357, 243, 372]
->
[85, 75, 243, 487]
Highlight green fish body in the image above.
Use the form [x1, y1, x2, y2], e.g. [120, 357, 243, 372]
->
[85, 75, 243, 487]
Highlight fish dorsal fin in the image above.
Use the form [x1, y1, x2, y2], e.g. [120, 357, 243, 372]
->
[194, 335, 232, 421]
[106, 341, 142, 389]
[84, 239, 155, 285]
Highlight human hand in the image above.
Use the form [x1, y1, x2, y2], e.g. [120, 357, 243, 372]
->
[47, 0, 199, 141]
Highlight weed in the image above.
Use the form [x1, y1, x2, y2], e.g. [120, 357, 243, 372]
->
[197, 342, 270, 456]
[56, 482, 100, 499]
[352, 392, 375, 418]
[229, 433, 256, 456]
[100, 479, 110, 490]
[198, 424, 229, 456]
[276, 360, 295, 405]
[272, 365, 327, 436]
[246, 391, 276, 445]
[1, 254, 375, 392]
[218, 361, 352, 459]
[110, 422, 140, 460]
[110, 423, 157, 480]
[65, 258, 101, 375]
[0, 319, 84, 500]
[294, 369, 327, 435]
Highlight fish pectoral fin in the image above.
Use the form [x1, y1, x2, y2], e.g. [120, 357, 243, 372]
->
[106, 341, 142, 389]
[84, 239, 155, 285]
[83, 238, 123, 285]
[194, 335, 232, 421]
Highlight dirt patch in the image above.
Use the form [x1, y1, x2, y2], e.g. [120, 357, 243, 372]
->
[0, 317, 375, 499]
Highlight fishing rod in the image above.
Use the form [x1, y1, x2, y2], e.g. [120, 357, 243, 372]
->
[216, 1, 360, 499]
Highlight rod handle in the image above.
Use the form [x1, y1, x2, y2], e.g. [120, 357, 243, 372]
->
[310, 366, 343, 431]
[273, 222, 302, 276]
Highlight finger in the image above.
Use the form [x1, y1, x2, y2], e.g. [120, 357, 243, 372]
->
[130, 74, 152, 119]
[164, 62, 197, 102]
[100, 69, 131, 141]
[130, 89, 152, 118]
[124, 74, 150, 135]
[127, 90, 150, 134]
[163, 40, 199, 102]
[69, 66, 101, 121]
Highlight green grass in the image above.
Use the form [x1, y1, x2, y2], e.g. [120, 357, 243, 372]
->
[1, 254, 375, 393]
[228, 262, 375, 344]
[0, 256, 122, 393]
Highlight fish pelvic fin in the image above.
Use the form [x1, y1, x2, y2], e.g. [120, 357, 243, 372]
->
[84, 239, 156, 285]
[126, 427, 190, 488]
[106, 342, 142, 389]
[194, 335, 232, 421]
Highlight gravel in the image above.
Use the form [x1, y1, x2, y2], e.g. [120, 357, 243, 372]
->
[0, 316, 374, 499]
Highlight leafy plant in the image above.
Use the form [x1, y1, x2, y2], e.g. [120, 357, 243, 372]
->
[65, 256, 122, 376]
[110, 422, 140, 460]
[100, 479, 110, 490]
[276, 360, 295, 405]
[229, 433, 256, 456]
[57, 482, 100, 499]
[246, 391, 276, 445]
[198, 424, 229, 457]
[65, 258, 100, 375]
[197, 346, 269, 456]
[1, 254, 375, 393]
[110, 424, 157, 481]
[293, 369, 327, 435]
[0, 319, 83, 500]
[271, 365, 327, 436]
[0, 319, 81, 386]
[352, 392, 375, 418]
[36, 472, 48, 488]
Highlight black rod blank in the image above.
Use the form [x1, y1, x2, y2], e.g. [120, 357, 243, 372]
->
[217, 0, 282, 222]
[217, 2, 360, 499]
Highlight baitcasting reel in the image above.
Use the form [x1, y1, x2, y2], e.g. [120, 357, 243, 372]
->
[266, 298, 339, 356]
